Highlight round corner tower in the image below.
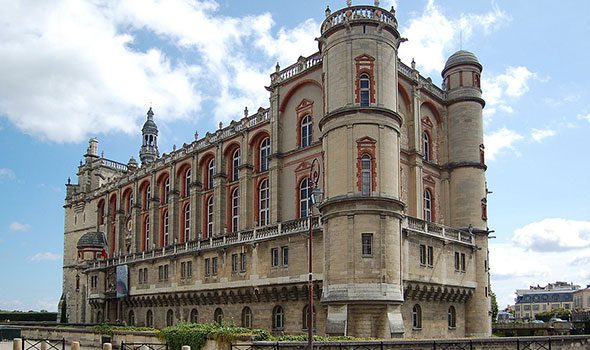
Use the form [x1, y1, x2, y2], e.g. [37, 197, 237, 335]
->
[442, 50, 491, 336]
[318, 3, 405, 338]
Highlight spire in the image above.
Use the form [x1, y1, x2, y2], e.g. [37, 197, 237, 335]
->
[139, 107, 159, 165]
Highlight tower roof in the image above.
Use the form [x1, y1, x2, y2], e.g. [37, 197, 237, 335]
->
[142, 107, 158, 134]
[77, 231, 107, 249]
[443, 50, 482, 75]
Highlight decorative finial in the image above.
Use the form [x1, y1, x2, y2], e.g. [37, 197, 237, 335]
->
[101, 151, 104, 158]
[218, 121, 223, 129]
[347, 0, 352, 7]
[194, 131, 199, 140]
[411, 58, 416, 70]
[390, 6, 395, 15]
[244, 106, 249, 118]
[275, 62, 280, 72]
[325, 5, 331, 17]
[374, 0, 380, 7]
[67, 177, 71, 184]
[173, 144, 176, 151]
[147, 107, 154, 119]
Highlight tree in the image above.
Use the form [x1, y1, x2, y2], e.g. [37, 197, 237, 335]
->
[490, 292, 499, 322]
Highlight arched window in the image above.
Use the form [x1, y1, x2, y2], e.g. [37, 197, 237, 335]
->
[162, 177, 170, 204]
[241, 307, 252, 328]
[98, 200, 105, 225]
[162, 210, 169, 246]
[96, 310, 103, 324]
[448, 306, 456, 328]
[302, 305, 316, 330]
[128, 310, 135, 326]
[207, 158, 215, 190]
[214, 308, 223, 323]
[184, 168, 192, 197]
[190, 308, 198, 323]
[423, 132, 430, 162]
[259, 138, 271, 172]
[259, 179, 269, 226]
[300, 115, 312, 147]
[144, 216, 150, 251]
[146, 309, 153, 327]
[360, 73, 370, 107]
[146, 185, 151, 210]
[412, 304, 422, 329]
[361, 154, 372, 196]
[232, 148, 241, 182]
[206, 195, 214, 238]
[424, 189, 433, 222]
[272, 305, 284, 330]
[183, 203, 191, 242]
[299, 177, 310, 218]
[125, 191, 133, 215]
[166, 309, 174, 327]
[231, 188, 240, 233]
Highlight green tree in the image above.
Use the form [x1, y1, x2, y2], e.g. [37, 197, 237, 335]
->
[490, 292, 499, 322]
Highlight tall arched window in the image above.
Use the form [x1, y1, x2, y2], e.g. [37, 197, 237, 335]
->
[232, 148, 241, 182]
[241, 307, 252, 328]
[423, 132, 431, 162]
[146, 185, 151, 210]
[207, 158, 215, 189]
[128, 310, 135, 326]
[412, 304, 422, 329]
[299, 177, 310, 218]
[259, 138, 270, 172]
[231, 188, 240, 233]
[300, 115, 312, 147]
[272, 305, 284, 330]
[98, 200, 105, 225]
[166, 309, 174, 326]
[144, 216, 150, 251]
[162, 177, 170, 204]
[448, 306, 456, 328]
[162, 210, 169, 246]
[361, 154, 372, 196]
[424, 189, 433, 222]
[125, 191, 133, 215]
[359, 73, 370, 107]
[190, 308, 198, 323]
[302, 305, 316, 330]
[146, 309, 153, 327]
[206, 195, 214, 238]
[184, 168, 192, 197]
[259, 179, 269, 226]
[184, 203, 191, 242]
[214, 308, 223, 323]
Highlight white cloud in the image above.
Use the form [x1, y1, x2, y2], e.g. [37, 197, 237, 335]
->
[484, 127, 523, 161]
[513, 218, 590, 252]
[398, 0, 508, 75]
[31, 252, 62, 261]
[530, 128, 556, 142]
[0, 168, 15, 182]
[578, 113, 590, 122]
[9, 222, 31, 232]
[482, 66, 536, 119]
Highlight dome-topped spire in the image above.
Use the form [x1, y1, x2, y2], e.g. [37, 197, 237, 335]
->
[139, 107, 159, 165]
[442, 50, 482, 75]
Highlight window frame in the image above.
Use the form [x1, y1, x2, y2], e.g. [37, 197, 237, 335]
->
[231, 187, 240, 233]
[206, 195, 214, 238]
[162, 210, 169, 246]
[258, 179, 270, 226]
[412, 304, 422, 329]
[232, 148, 241, 182]
[272, 305, 285, 330]
[259, 138, 271, 172]
[422, 131, 431, 162]
[359, 73, 371, 107]
[299, 177, 310, 218]
[241, 307, 252, 328]
[183, 203, 191, 242]
[300, 115, 313, 148]
[361, 154, 372, 196]
[207, 158, 215, 190]
[424, 189, 433, 222]
[361, 233, 373, 256]
[448, 306, 457, 328]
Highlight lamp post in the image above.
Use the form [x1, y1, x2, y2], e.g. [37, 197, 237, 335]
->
[307, 158, 323, 350]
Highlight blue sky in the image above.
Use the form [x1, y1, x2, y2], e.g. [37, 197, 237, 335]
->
[0, 0, 589, 312]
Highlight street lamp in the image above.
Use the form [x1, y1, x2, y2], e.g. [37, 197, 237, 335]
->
[307, 158, 323, 350]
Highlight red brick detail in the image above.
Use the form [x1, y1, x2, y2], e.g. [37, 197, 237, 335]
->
[296, 99, 314, 147]
[354, 54, 376, 105]
[356, 136, 377, 192]
[279, 79, 322, 113]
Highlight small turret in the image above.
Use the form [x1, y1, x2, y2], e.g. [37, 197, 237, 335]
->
[139, 108, 159, 165]
[127, 156, 138, 172]
[86, 137, 99, 158]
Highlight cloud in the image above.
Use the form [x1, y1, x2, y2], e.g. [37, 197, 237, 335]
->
[30, 252, 62, 261]
[398, 0, 508, 75]
[484, 127, 523, 161]
[0, 168, 16, 183]
[482, 66, 537, 119]
[513, 218, 590, 252]
[530, 128, 556, 142]
[9, 222, 31, 232]
[0, 0, 320, 143]
[578, 113, 590, 122]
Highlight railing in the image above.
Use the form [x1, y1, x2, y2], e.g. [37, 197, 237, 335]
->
[398, 60, 445, 100]
[276, 53, 322, 82]
[120, 342, 167, 350]
[321, 5, 398, 33]
[100, 158, 129, 172]
[406, 217, 474, 245]
[88, 216, 321, 270]
[22, 338, 65, 350]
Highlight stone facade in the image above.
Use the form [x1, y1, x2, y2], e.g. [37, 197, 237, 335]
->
[514, 282, 580, 320]
[60, 3, 492, 339]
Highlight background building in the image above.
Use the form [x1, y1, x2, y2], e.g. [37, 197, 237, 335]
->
[60, 2, 492, 338]
[514, 282, 580, 320]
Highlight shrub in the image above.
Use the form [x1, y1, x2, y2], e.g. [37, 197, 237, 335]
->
[158, 323, 270, 350]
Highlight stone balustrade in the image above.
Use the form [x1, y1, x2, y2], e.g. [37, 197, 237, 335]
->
[321, 5, 398, 33]
[406, 216, 474, 245]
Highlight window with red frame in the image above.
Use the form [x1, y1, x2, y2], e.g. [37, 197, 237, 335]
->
[299, 177, 310, 218]
[231, 187, 239, 233]
[300, 115, 312, 148]
[258, 179, 269, 226]
[259, 138, 270, 172]
[232, 148, 240, 182]
[424, 189, 433, 222]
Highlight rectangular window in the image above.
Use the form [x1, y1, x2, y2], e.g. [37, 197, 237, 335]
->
[420, 244, 433, 267]
[232, 253, 238, 273]
[158, 265, 164, 281]
[204, 258, 211, 277]
[212, 257, 218, 275]
[524, 305, 531, 311]
[271, 248, 279, 267]
[420, 244, 426, 265]
[362, 233, 372, 256]
[187, 261, 192, 278]
[164, 264, 169, 280]
[455, 252, 466, 272]
[139, 268, 144, 284]
[427, 246, 433, 267]
[181, 262, 186, 279]
[460, 253, 466, 272]
[281, 246, 289, 266]
[533, 304, 539, 311]
[240, 253, 247, 272]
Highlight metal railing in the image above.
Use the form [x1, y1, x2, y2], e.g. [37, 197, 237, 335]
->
[22, 338, 65, 350]
[121, 342, 167, 350]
